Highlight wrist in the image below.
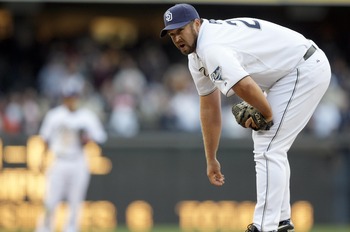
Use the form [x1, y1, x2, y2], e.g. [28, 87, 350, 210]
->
[206, 155, 217, 163]
[265, 116, 273, 122]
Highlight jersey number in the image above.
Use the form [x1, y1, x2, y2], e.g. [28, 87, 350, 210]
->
[209, 19, 261, 30]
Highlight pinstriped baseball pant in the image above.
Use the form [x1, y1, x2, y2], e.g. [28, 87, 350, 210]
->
[252, 47, 331, 231]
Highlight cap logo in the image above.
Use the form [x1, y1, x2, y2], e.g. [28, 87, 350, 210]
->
[165, 10, 173, 22]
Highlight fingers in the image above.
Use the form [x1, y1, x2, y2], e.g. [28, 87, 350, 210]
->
[209, 173, 225, 186]
[207, 159, 225, 186]
[245, 117, 257, 130]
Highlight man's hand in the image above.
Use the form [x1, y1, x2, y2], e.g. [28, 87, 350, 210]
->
[78, 129, 90, 145]
[232, 101, 274, 131]
[207, 159, 225, 186]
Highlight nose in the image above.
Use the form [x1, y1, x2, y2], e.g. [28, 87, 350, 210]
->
[174, 34, 181, 43]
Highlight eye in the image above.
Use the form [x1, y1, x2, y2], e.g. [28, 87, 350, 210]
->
[172, 28, 183, 36]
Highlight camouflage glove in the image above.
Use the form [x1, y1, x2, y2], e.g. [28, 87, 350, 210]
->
[232, 101, 274, 131]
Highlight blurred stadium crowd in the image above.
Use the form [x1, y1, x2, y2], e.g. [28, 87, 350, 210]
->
[0, 4, 349, 139]
[0, 35, 206, 137]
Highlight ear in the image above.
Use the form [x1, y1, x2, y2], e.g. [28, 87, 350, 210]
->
[194, 18, 201, 26]
[193, 19, 202, 33]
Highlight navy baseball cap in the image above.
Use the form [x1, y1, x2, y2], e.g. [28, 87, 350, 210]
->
[61, 79, 83, 98]
[160, 3, 200, 38]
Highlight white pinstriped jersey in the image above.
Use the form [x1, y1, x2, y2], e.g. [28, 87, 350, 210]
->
[188, 18, 314, 96]
[39, 105, 107, 159]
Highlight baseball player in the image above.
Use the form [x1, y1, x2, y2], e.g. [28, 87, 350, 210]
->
[35, 84, 107, 232]
[160, 3, 331, 232]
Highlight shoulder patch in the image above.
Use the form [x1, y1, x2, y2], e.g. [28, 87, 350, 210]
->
[210, 66, 223, 81]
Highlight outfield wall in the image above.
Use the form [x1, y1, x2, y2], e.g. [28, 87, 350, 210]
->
[0, 132, 348, 230]
[90, 132, 346, 225]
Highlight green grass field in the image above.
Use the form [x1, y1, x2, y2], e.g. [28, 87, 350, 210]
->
[110, 224, 350, 232]
[1, 224, 349, 232]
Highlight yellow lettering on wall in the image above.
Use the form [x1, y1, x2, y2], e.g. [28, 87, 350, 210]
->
[0, 136, 115, 231]
[0, 139, 3, 170]
[195, 200, 219, 231]
[85, 142, 112, 175]
[176, 200, 255, 231]
[16, 202, 43, 228]
[292, 201, 314, 232]
[176, 200, 313, 232]
[126, 200, 153, 232]
[0, 202, 16, 229]
[217, 201, 239, 231]
[0, 169, 27, 201]
[176, 200, 199, 231]
[236, 201, 255, 230]
[0, 169, 45, 202]
[4, 146, 26, 164]
[90, 201, 117, 229]
[26, 172, 45, 202]
[26, 135, 46, 172]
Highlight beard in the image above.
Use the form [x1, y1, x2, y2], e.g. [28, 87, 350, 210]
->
[179, 24, 198, 55]
[180, 43, 196, 55]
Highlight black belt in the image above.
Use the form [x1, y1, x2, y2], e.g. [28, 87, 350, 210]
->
[303, 45, 317, 60]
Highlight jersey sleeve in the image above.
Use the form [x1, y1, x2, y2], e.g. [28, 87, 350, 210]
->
[83, 110, 107, 144]
[188, 54, 217, 96]
[38, 110, 54, 143]
[200, 44, 249, 97]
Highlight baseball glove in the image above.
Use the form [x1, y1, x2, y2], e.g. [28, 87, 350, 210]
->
[232, 101, 274, 131]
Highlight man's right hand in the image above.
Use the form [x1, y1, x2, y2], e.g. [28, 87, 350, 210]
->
[207, 158, 225, 186]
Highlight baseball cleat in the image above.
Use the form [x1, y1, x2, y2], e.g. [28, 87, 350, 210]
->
[278, 219, 295, 232]
[245, 224, 260, 232]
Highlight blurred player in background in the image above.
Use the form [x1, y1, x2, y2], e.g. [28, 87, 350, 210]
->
[35, 82, 107, 232]
[160, 3, 331, 232]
